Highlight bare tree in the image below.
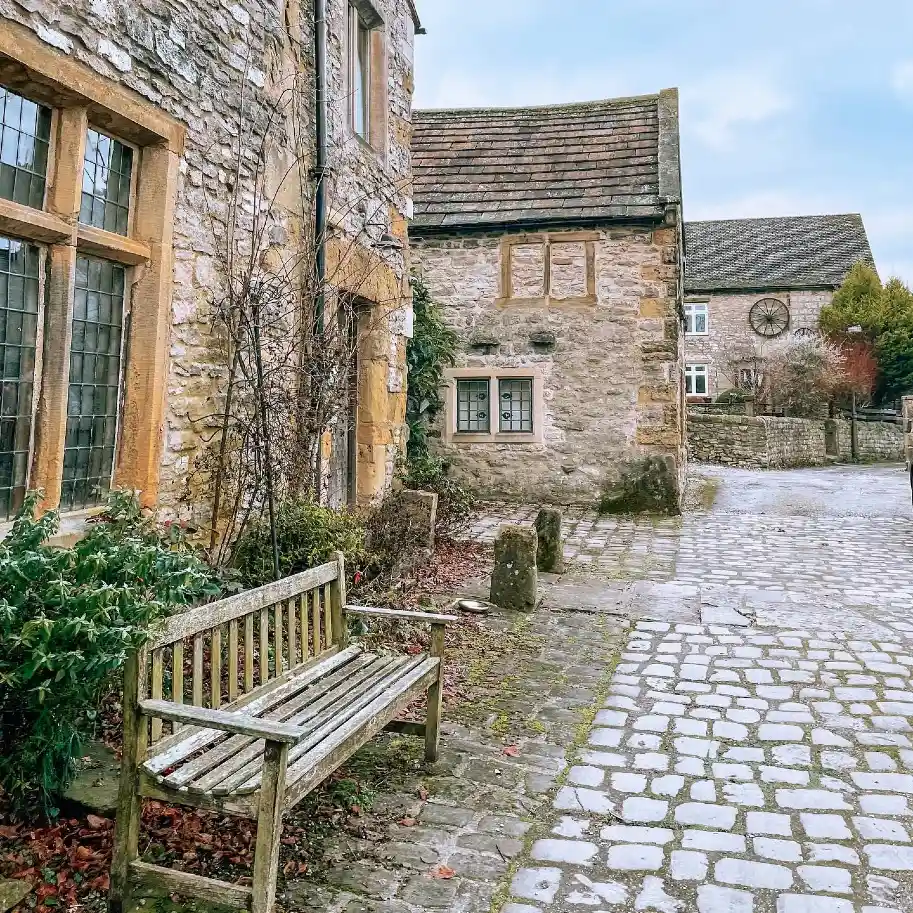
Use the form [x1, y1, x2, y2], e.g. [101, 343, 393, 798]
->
[714, 339, 767, 400]
[180, 67, 411, 569]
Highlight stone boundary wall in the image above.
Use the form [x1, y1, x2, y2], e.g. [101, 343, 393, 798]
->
[688, 412, 903, 468]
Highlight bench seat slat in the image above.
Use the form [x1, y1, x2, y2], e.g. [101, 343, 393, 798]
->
[226, 655, 432, 796]
[144, 645, 357, 774]
[208, 654, 417, 796]
[164, 652, 384, 791]
[283, 657, 439, 807]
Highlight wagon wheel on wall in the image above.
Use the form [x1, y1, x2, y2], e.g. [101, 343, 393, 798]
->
[749, 298, 790, 338]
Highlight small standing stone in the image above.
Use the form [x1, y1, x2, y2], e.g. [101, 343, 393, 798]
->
[0, 880, 30, 913]
[534, 508, 564, 573]
[491, 524, 538, 610]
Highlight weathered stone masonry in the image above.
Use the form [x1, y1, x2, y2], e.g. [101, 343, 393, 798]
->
[411, 91, 686, 512]
[2, 0, 417, 522]
[412, 222, 684, 507]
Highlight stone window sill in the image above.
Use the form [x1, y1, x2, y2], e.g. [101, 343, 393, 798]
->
[452, 432, 541, 445]
[0, 507, 103, 547]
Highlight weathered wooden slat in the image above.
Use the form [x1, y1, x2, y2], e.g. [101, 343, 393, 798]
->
[138, 771, 257, 819]
[143, 646, 356, 773]
[193, 633, 204, 707]
[244, 614, 254, 693]
[283, 658, 439, 807]
[251, 741, 287, 913]
[150, 562, 340, 648]
[322, 584, 332, 645]
[311, 590, 321, 656]
[139, 699, 304, 744]
[287, 599, 297, 670]
[273, 601, 283, 678]
[259, 607, 269, 686]
[425, 623, 446, 761]
[228, 620, 239, 703]
[129, 860, 252, 910]
[332, 551, 348, 649]
[182, 654, 390, 793]
[150, 649, 163, 742]
[164, 653, 378, 791]
[300, 593, 309, 661]
[227, 656, 427, 796]
[345, 605, 459, 625]
[172, 641, 184, 732]
[211, 626, 222, 710]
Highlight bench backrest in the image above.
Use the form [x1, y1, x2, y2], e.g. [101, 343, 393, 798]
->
[141, 554, 348, 747]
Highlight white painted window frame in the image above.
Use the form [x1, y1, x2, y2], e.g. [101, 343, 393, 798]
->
[685, 363, 709, 397]
[684, 300, 709, 336]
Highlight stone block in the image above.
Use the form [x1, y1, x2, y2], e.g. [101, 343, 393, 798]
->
[398, 489, 438, 551]
[534, 508, 564, 573]
[490, 524, 538, 610]
[0, 881, 30, 913]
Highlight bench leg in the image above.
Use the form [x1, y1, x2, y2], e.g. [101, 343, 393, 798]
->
[110, 654, 147, 913]
[425, 623, 446, 762]
[252, 740, 289, 913]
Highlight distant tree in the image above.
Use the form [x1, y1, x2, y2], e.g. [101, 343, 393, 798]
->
[837, 338, 878, 404]
[820, 264, 913, 404]
[763, 335, 846, 417]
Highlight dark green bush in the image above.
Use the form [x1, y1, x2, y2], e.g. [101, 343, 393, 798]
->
[0, 490, 221, 817]
[232, 499, 367, 588]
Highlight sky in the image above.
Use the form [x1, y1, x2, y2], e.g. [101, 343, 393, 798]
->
[412, 0, 913, 285]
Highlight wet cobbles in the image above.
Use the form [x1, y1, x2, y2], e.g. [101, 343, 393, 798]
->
[507, 620, 913, 913]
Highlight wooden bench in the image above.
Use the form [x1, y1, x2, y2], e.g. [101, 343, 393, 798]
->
[109, 553, 455, 913]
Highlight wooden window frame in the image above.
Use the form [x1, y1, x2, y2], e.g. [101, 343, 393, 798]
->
[347, 0, 387, 154]
[498, 231, 598, 307]
[444, 367, 544, 445]
[0, 20, 185, 516]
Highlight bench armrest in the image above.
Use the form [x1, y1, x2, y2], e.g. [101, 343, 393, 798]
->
[138, 699, 305, 745]
[345, 604, 458, 625]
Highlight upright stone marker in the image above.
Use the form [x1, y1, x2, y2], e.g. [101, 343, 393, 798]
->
[490, 524, 538, 610]
[535, 507, 564, 573]
[398, 489, 438, 551]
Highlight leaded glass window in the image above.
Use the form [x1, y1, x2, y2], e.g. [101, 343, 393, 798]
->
[61, 254, 125, 510]
[456, 378, 489, 433]
[80, 128, 133, 236]
[499, 378, 533, 432]
[0, 87, 52, 209]
[0, 236, 40, 520]
[350, 3, 371, 139]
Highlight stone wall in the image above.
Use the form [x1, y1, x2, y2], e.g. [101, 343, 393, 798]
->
[412, 219, 685, 511]
[833, 418, 904, 463]
[688, 412, 903, 468]
[5, 0, 415, 518]
[685, 289, 832, 398]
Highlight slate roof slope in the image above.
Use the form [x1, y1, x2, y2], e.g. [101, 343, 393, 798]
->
[684, 214, 875, 292]
[411, 89, 681, 232]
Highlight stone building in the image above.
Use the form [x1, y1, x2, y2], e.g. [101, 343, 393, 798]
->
[683, 214, 875, 400]
[411, 91, 686, 512]
[0, 0, 420, 535]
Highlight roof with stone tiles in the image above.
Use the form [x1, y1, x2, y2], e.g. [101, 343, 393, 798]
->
[411, 89, 681, 233]
[684, 214, 876, 293]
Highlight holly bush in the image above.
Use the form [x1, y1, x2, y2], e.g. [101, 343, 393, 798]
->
[0, 491, 221, 818]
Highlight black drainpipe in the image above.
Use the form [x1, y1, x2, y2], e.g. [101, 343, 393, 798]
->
[312, 0, 328, 498]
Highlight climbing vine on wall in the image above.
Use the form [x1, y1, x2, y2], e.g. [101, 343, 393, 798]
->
[405, 275, 457, 460]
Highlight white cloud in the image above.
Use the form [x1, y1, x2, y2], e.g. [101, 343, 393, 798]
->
[892, 60, 913, 101]
[682, 68, 793, 150]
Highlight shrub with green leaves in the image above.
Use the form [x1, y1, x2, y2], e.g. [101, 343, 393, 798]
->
[232, 499, 367, 588]
[398, 452, 475, 536]
[0, 491, 221, 818]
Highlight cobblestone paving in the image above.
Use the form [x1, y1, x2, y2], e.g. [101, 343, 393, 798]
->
[508, 617, 913, 913]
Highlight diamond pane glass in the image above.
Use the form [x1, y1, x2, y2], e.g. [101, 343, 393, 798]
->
[80, 128, 133, 236]
[456, 379, 489, 433]
[499, 378, 533, 432]
[0, 236, 40, 520]
[61, 254, 125, 511]
[0, 86, 52, 209]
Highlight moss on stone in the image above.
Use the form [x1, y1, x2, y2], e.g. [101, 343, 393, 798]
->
[599, 455, 681, 515]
